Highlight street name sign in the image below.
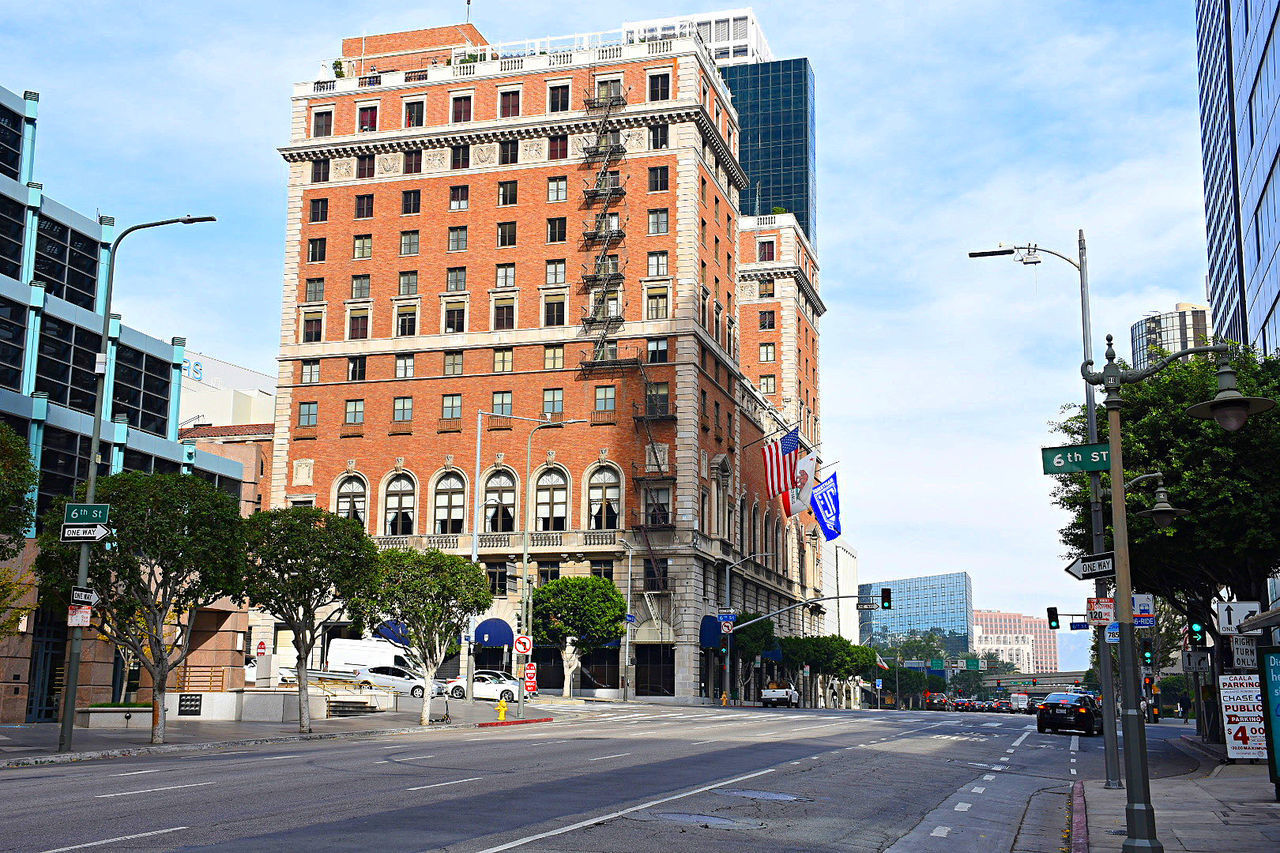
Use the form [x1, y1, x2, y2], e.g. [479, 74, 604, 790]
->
[717, 613, 737, 622]
[1088, 598, 1115, 626]
[59, 523, 110, 543]
[513, 635, 533, 656]
[1219, 674, 1267, 760]
[1232, 635, 1258, 670]
[1064, 551, 1115, 581]
[1042, 443, 1111, 474]
[1217, 601, 1262, 636]
[70, 586, 98, 607]
[1069, 621, 1089, 631]
[64, 503, 108, 525]
[855, 602, 878, 611]
[1182, 649, 1211, 673]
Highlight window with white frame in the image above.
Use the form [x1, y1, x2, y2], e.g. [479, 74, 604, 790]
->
[433, 473, 465, 533]
[495, 264, 516, 288]
[395, 354, 414, 378]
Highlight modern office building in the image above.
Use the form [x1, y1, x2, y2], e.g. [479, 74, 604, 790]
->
[858, 572, 974, 655]
[1195, 0, 1279, 351]
[271, 20, 825, 701]
[0, 85, 246, 724]
[178, 350, 276, 428]
[973, 610, 1058, 674]
[821, 541, 858, 644]
[1129, 302, 1213, 371]
[624, 10, 773, 65]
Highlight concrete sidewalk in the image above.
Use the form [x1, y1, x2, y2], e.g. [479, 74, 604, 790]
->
[1084, 739, 1280, 851]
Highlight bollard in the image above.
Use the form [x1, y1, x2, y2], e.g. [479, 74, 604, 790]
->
[496, 698, 507, 721]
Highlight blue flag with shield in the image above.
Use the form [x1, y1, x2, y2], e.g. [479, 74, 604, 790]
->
[810, 474, 841, 541]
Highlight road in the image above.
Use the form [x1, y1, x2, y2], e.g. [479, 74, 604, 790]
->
[0, 706, 1197, 852]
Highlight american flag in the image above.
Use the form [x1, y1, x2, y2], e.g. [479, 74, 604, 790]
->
[761, 428, 801, 498]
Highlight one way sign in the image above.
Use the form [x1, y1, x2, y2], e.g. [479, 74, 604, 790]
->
[1216, 601, 1262, 636]
[60, 523, 111, 543]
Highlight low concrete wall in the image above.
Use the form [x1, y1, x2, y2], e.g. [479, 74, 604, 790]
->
[75, 707, 151, 729]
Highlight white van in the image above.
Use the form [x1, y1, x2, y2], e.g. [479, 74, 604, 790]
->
[1010, 693, 1031, 713]
[327, 638, 417, 673]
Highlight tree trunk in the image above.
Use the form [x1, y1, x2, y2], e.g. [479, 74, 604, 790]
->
[151, 683, 166, 744]
[560, 644, 578, 698]
[419, 662, 439, 726]
[295, 642, 313, 733]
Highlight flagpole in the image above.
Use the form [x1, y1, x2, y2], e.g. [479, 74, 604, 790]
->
[740, 421, 803, 451]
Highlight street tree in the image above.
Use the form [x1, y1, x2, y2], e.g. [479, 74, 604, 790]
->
[34, 473, 245, 744]
[730, 613, 774, 699]
[243, 507, 380, 732]
[531, 576, 625, 697]
[0, 423, 37, 640]
[350, 548, 491, 725]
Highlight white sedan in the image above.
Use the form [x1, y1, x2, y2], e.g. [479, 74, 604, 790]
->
[446, 673, 527, 701]
[353, 665, 432, 698]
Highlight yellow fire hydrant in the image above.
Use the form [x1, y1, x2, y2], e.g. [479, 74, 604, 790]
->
[496, 698, 508, 721]
[721, 691, 729, 707]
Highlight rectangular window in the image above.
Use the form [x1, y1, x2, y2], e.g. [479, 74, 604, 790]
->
[648, 73, 671, 101]
[452, 95, 472, 123]
[544, 345, 563, 369]
[443, 350, 463, 375]
[542, 388, 563, 415]
[496, 222, 516, 247]
[350, 274, 370, 299]
[539, 565, 561, 585]
[354, 194, 373, 219]
[547, 176, 568, 202]
[647, 251, 668, 277]
[300, 359, 320, 383]
[647, 338, 668, 363]
[758, 240, 776, 262]
[302, 312, 323, 342]
[590, 560, 614, 581]
[760, 374, 776, 394]
[759, 310, 775, 330]
[356, 155, 374, 179]
[449, 185, 469, 210]
[649, 124, 669, 150]
[307, 238, 326, 263]
[451, 144, 470, 169]
[395, 354, 414, 378]
[347, 355, 366, 381]
[348, 310, 369, 340]
[549, 83, 570, 112]
[495, 263, 516, 288]
[441, 394, 462, 419]
[311, 159, 329, 182]
[400, 230, 420, 256]
[645, 287, 668, 320]
[493, 348, 512, 372]
[548, 134, 568, 160]
[494, 297, 515, 330]
[545, 259, 566, 284]
[357, 105, 378, 132]
[546, 217, 566, 243]
[402, 190, 420, 215]
[298, 401, 318, 427]
[403, 149, 422, 174]
[492, 390, 513, 416]
[393, 396, 413, 421]
[309, 197, 328, 222]
[444, 303, 466, 333]
[499, 90, 521, 118]
[304, 277, 325, 302]
[760, 342, 775, 362]
[404, 100, 425, 128]
[487, 564, 508, 595]
[498, 180, 518, 206]
[312, 111, 333, 137]
[352, 235, 372, 259]
[757, 279, 774, 298]
[448, 226, 468, 251]
[648, 209, 668, 235]
[498, 140, 518, 165]
[446, 267, 467, 291]
[396, 306, 417, 337]
[345, 399, 364, 424]
[648, 166, 669, 191]
[595, 385, 616, 411]
[544, 296, 565, 327]
[399, 271, 418, 295]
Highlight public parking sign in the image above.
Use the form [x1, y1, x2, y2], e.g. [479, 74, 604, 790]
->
[1219, 673, 1267, 760]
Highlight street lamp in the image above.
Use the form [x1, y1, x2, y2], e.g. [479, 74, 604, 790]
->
[1082, 334, 1274, 852]
[58, 214, 216, 755]
[618, 538, 636, 702]
[721, 552, 771, 705]
[969, 232, 1122, 790]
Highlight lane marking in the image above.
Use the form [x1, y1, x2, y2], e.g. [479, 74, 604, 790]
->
[788, 722, 846, 732]
[955, 802, 972, 812]
[471, 768, 775, 853]
[406, 776, 483, 792]
[1012, 732, 1030, 747]
[999, 757, 1009, 762]
[262, 755, 301, 761]
[1070, 768, 1077, 775]
[38, 827, 188, 852]
[588, 753, 631, 762]
[971, 786, 985, 793]
[96, 781, 215, 799]
[1070, 735, 1080, 752]
[930, 826, 951, 838]
[109, 769, 164, 777]
[691, 740, 718, 745]
[627, 731, 657, 737]
[983, 774, 996, 781]
[1005, 749, 1015, 753]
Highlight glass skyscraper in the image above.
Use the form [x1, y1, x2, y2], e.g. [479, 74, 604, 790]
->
[858, 572, 975, 655]
[720, 58, 817, 242]
[1129, 302, 1213, 370]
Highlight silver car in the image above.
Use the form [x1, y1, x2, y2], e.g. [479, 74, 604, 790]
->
[353, 664, 434, 698]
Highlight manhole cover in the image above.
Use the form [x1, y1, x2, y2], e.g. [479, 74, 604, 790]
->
[716, 789, 809, 802]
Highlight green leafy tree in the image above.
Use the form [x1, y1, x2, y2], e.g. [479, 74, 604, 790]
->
[730, 613, 774, 699]
[350, 548, 491, 725]
[949, 669, 986, 698]
[243, 507, 380, 732]
[531, 576, 625, 697]
[34, 473, 245, 744]
[0, 423, 37, 640]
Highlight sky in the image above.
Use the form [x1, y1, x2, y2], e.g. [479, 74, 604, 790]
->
[1, 2, 1209, 669]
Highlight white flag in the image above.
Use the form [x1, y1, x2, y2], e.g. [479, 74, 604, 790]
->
[780, 452, 818, 517]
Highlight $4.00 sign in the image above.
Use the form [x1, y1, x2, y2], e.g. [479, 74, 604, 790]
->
[1219, 673, 1267, 760]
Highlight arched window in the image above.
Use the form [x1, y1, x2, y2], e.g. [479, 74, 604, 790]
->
[587, 467, 620, 530]
[384, 474, 416, 535]
[737, 498, 746, 551]
[773, 521, 783, 574]
[751, 505, 760, 556]
[535, 468, 568, 531]
[336, 476, 366, 523]
[484, 470, 516, 532]
[434, 472, 465, 534]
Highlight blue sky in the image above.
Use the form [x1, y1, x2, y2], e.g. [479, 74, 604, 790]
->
[2, 2, 1208, 669]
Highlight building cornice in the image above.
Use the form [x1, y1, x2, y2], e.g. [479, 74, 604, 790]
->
[739, 266, 826, 317]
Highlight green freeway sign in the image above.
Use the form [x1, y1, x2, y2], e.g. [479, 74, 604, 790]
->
[966, 659, 981, 671]
[1042, 443, 1111, 474]
[929, 659, 944, 669]
[64, 503, 109, 525]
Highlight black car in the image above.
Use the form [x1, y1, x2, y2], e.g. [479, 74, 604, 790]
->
[1036, 692, 1102, 735]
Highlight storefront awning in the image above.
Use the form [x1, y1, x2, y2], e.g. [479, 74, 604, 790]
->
[474, 617, 514, 647]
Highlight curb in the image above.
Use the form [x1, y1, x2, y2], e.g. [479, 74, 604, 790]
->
[1070, 780, 1089, 853]
[477, 718, 554, 728]
[1176, 734, 1228, 766]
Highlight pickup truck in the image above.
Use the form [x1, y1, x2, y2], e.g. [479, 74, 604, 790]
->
[761, 681, 800, 708]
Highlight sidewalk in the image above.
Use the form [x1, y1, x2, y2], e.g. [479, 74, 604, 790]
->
[1083, 737, 1280, 852]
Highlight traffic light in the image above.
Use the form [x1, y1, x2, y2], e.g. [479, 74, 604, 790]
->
[1141, 638, 1154, 666]
[1032, 678, 1038, 686]
[1046, 607, 1060, 630]
[880, 588, 892, 610]
[1143, 676, 1153, 688]
[1188, 617, 1206, 646]
[995, 680, 1001, 688]
[1074, 679, 1081, 686]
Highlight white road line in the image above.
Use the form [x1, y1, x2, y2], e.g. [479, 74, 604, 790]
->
[471, 768, 775, 853]
[954, 802, 972, 812]
[999, 757, 1009, 762]
[96, 782, 215, 799]
[38, 827, 188, 852]
[1005, 749, 1015, 753]
[1024, 724, 1036, 730]
[983, 774, 996, 781]
[971, 786, 985, 793]
[261, 755, 300, 761]
[627, 730, 657, 737]
[109, 769, 165, 777]
[466, 736, 487, 741]
[1070, 735, 1080, 752]
[755, 731, 777, 737]
[587, 753, 631, 761]
[1012, 732, 1030, 747]
[788, 722, 846, 732]
[1070, 768, 1077, 775]
[406, 776, 483, 792]
[929, 826, 951, 838]
[393, 754, 437, 762]
[691, 740, 718, 745]
[1071, 758, 1077, 763]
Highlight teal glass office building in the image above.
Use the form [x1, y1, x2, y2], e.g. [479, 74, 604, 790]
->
[720, 58, 817, 242]
[858, 572, 975, 655]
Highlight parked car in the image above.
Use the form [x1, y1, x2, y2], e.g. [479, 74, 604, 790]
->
[353, 665, 428, 698]
[445, 673, 526, 701]
[474, 670, 537, 697]
[1036, 692, 1103, 735]
[761, 681, 800, 708]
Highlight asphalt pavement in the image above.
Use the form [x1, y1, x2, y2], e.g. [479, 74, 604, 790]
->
[0, 706, 1199, 852]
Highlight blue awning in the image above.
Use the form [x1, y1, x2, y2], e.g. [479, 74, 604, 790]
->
[474, 617, 514, 648]
[700, 615, 722, 649]
[374, 620, 409, 646]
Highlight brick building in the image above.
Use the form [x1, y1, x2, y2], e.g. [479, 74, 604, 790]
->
[972, 610, 1059, 674]
[270, 21, 824, 700]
